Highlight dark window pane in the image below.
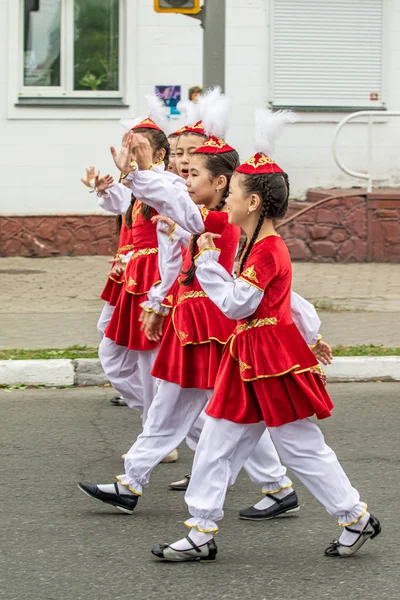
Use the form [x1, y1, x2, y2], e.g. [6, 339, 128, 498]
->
[74, 0, 119, 92]
[24, 0, 61, 87]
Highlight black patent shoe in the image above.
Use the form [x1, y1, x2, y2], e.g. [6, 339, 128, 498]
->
[325, 514, 381, 557]
[110, 396, 127, 406]
[151, 536, 217, 562]
[78, 482, 139, 514]
[168, 474, 191, 491]
[239, 490, 300, 520]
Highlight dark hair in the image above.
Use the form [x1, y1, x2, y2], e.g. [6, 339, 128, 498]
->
[168, 132, 179, 139]
[116, 214, 122, 234]
[177, 130, 207, 145]
[124, 193, 136, 228]
[134, 127, 170, 220]
[238, 172, 289, 274]
[181, 150, 240, 286]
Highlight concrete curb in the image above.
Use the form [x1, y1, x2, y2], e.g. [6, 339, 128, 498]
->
[0, 357, 399, 387]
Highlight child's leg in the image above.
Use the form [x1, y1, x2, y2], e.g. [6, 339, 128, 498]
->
[97, 302, 114, 339]
[184, 416, 265, 533]
[268, 418, 364, 523]
[137, 349, 158, 424]
[268, 418, 380, 556]
[98, 336, 143, 412]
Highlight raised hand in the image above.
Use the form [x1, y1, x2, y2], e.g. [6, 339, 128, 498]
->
[311, 340, 333, 365]
[196, 232, 221, 252]
[130, 133, 154, 170]
[151, 215, 176, 236]
[81, 166, 98, 187]
[110, 132, 132, 174]
[95, 173, 114, 193]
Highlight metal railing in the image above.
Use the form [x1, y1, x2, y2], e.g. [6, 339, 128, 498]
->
[332, 110, 400, 193]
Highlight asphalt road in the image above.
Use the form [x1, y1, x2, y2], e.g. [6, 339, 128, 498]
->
[1, 383, 398, 600]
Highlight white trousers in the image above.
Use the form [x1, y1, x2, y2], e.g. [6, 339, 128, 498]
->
[99, 336, 157, 420]
[185, 416, 367, 533]
[97, 302, 114, 339]
[117, 382, 291, 496]
[186, 409, 290, 492]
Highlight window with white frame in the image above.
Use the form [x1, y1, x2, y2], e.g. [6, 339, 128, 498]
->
[270, 0, 384, 109]
[21, 0, 122, 98]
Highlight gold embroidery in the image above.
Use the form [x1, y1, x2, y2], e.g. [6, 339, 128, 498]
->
[241, 264, 258, 283]
[164, 294, 173, 305]
[131, 200, 142, 225]
[200, 205, 209, 220]
[127, 277, 137, 286]
[236, 317, 278, 334]
[130, 247, 158, 261]
[244, 154, 274, 169]
[239, 359, 252, 372]
[117, 244, 134, 253]
[177, 290, 207, 305]
[137, 118, 156, 127]
[178, 330, 188, 341]
[202, 137, 226, 149]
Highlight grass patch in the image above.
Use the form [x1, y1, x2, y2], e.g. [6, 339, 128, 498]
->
[0, 344, 399, 360]
[332, 345, 400, 357]
[0, 345, 99, 360]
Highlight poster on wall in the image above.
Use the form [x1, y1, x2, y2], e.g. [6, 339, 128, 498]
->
[155, 85, 181, 118]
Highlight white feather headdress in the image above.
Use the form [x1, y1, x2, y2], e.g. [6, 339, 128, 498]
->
[176, 100, 202, 126]
[254, 109, 298, 156]
[119, 94, 169, 132]
[197, 86, 231, 139]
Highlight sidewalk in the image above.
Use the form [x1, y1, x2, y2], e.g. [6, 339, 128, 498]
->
[1, 256, 400, 350]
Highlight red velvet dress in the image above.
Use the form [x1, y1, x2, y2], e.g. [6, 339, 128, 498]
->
[206, 235, 334, 426]
[152, 208, 241, 389]
[100, 218, 133, 307]
[104, 201, 161, 351]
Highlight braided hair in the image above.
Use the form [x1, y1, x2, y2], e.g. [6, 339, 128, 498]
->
[124, 193, 137, 229]
[181, 150, 240, 286]
[134, 127, 170, 220]
[238, 172, 290, 274]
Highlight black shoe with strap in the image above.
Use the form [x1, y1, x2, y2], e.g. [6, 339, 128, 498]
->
[239, 490, 300, 520]
[110, 396, 127, 406]
[151, 536, 217, 562]
[78, 482, 139, 514]
[325, 513, 381, 557]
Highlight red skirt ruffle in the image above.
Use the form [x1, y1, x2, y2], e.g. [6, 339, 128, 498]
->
[105, 288, 159, 351]
[100, 276, 124, 306]
[152, 316, 225, 389]
[124, 251, 160, 295]
[172, 297, 235, 345]
[206, 347, 333, 426]
[230, 323, 318, 380]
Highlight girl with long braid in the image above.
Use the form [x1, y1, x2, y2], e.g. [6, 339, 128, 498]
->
[151, 109, 381, 562]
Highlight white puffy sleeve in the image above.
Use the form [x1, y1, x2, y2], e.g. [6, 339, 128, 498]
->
[195, 249, 263, 320]
[124, 170, 204, 234]
[96, 183, 132, 215]
[141, 225, 183, 315]
[291, 291, 321, 346]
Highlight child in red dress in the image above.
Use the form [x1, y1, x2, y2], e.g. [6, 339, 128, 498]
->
[151, 109, 381, 562]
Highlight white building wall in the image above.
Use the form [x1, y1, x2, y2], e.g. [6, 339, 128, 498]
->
[1, 0, 400, 216]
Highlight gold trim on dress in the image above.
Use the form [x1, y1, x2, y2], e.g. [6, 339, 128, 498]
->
[171, 306, 229, 346]
[194, 247, 221, 261]
[178, 330, 188, 341]
[241, 264, 259, 283]
[162, 294, 174, 307]
[127, 277, 137, 286]
[238, 277, 264, 292]
[117, 244, 134, 253]
[108, 276, 124, 284]
[241, 364, 301, 381]
[200, 205, 209, 220]
[130, 247, 158, 261]
[239, 359, 252, 372]
[125, 279, 162, 296]
[176, 290, 208, 305]
[236, 317, 278, 334]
